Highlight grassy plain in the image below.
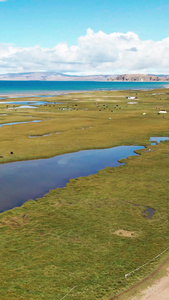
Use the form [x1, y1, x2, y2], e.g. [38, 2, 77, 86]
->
[0, 89, 169, 299]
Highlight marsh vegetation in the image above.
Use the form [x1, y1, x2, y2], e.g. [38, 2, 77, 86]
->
[0, 89, 169, 299]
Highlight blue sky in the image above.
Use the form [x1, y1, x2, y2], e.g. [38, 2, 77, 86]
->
[0, 0, 169, 74]
[1, 0, 169, 46]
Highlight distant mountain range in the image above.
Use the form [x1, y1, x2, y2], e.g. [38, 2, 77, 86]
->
[0, 72, 111, 81]
[0, 72, 169, 81]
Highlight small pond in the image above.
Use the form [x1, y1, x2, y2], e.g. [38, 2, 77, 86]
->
[0, 145, 143, 212]
[142, 206, 156, 218]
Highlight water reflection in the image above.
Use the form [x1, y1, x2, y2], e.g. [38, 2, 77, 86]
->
[0, 145, 143, 212]
[0, 136, 168, 213]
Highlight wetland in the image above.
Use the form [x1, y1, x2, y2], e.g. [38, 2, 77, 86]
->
[0, 88, 169, 300]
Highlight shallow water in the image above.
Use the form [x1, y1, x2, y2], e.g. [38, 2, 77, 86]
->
[8, 105, 38, 109]
[0, 100, 62, 105]
[0, 145, 143, 212]
[38, 94, 57, 98]
[142, 207, 155, 218]
[150, 137, 169, 143]
[29, 132, 61, 138]
[0, 120, 41, 128]
[29, 133, 50, 138]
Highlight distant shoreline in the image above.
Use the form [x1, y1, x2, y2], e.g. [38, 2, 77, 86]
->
[0, 72, 169, 82]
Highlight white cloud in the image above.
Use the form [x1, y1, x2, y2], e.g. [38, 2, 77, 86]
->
[0, 29, 169, 75]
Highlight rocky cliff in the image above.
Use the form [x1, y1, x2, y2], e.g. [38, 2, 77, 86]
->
[109, 74, 169, 81]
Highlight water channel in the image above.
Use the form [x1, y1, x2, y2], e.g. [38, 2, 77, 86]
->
[0, 120, 41, 128]
[0, 100, 62, 106]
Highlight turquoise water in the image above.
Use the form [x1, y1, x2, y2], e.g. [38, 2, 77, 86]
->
[0, 81, 168, 94]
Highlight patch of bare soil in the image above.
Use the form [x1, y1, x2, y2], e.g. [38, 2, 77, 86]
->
[111, 257, 169, 300]
[132, 268, 169, 300]
[114, 229, 136, 238]
[95, 98, 122, 102]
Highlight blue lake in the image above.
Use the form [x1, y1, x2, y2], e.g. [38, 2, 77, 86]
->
[0, 145, 143, 212]
[0, 81, 168, 95]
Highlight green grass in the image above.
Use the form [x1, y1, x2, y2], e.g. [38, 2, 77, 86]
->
[0, 89, 169, 299]
[0, 89, 169, 163]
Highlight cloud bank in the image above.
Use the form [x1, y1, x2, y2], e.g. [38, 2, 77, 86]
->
[0, 29, 169, 75]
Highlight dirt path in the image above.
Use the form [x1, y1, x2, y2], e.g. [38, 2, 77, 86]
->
[110, 256, 169, 300]
[132, 268, 169, 299]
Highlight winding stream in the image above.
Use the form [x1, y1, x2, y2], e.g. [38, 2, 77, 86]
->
[0, 120, 41, 128]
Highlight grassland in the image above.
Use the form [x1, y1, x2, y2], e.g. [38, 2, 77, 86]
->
[0, 89, 169, 299]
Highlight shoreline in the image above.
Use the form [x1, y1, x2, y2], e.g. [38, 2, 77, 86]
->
[0, 90, 91, 99]
[0, 87, 169, 99]
[0, 81, 169, 98]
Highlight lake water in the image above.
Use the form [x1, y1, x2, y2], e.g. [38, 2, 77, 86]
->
[0, 145, 143, 212]
[0, 81, 168, 95]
